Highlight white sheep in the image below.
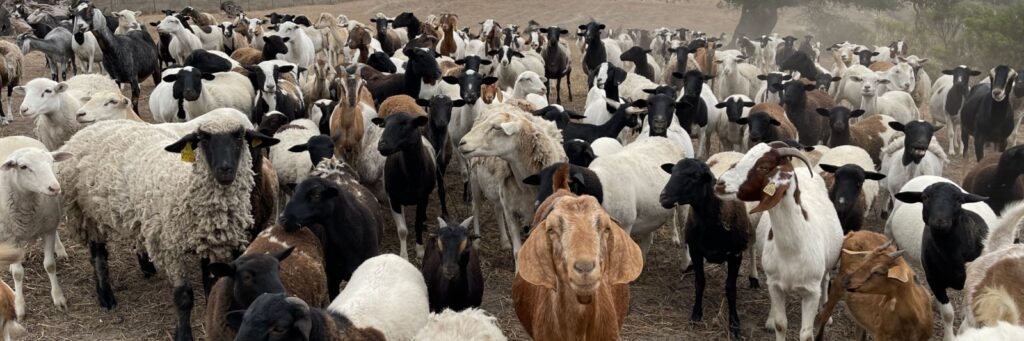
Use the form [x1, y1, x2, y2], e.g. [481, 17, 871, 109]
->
[855, 72, 919, 123]
[589, 136, 685, 258]
[15, 74, 119, 150]
[490, 46, 544, 91]
[150, 67, 183, 123]
[590, 137, 623, 157]
[332, 254, 429, 340]
[111, 9, 141, 34]
[56, 108, 270, 340]
[277, 22, 316, 71]
[161, 66, 255, 120]
[504, 71, 546, 104]
[413, 308, 506, 341]
[718, 143, 843, 341]
[268, 117, 319, 207]
[715, 54, 760, 100]
[0, 136, 71, 320]
[156, 15, 203, 65]
[75, 91, 142, 124]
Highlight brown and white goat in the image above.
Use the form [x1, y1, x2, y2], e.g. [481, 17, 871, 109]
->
[512, 164, 643, 341]
[330, 68, 374, 166]
[815, 231, 932, 341]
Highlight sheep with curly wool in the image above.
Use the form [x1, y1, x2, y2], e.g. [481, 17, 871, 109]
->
[716, 142, 843, 341]
[0, 136, 71, 320]
[414, 308, 506, 341]
[459, 103, 566, 259]
[15, 74, 119, 150]
[55, 108, 279, 341]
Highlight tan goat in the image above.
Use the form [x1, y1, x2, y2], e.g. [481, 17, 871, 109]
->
[815, 231, 932, 341]
[330, 68, 375, 166]
[512, 169, 643, 341]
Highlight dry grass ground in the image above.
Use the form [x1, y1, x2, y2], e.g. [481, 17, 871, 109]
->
[0, 0, 1003, 340]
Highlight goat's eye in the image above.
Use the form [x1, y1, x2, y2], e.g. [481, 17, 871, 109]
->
[43, 89, 52, 94]
[19, 165, 27, 170]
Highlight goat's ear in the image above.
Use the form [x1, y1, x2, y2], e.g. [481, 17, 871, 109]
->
[577, 24, 587, 30]
[749, 165, 793, 214]
[887, 121, 905, 132]
[480, 59, 492, 65]
[605, 213, 643, 284]
[962, 192, 988, 203]
[272, 246, 295, 261]
[278, 65, 295, 73]
[559, 29, 568, 34]
[887, 261, 911, 282]
[371, 117, 385, 127]
[162, 74, 178, 82]
[871, 52, 879, 56]
[208, 262, 235, 278]
[894, 191, 922, 203]
[517, 219, 558, 288]
[12, 86, 24, 95]
[864, 171, 886, 181]
[225, 310, 246, 331]
[850, 109, 865, 118]
[815, 108, 830, 117]
[51, 152, 73, 163]
[454, 59, 466, 65]
[757, 74, 767, 80]
[452, 99, 466, 107]
[245, 130, 280, 149]
[597, 24, 606, 30]
[415, 98, 430, 107]
[782, 75, 793, 81]
[523, 174, 540, 185]
[672, 72, 683, 79]
[660, 163, 674, 174]
[135, 11, 142, 17]
[818, 163, 839, 174]
[442, 76, 458, 85]
[288, 143, 309, 153]
[482, 76, 498, 85]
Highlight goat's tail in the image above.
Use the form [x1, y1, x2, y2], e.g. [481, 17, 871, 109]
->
[985, 200, 1024, 255]
[973, 286, 1021, 327]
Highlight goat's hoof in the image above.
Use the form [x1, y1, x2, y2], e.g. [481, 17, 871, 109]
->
[53, 291, 67, 311]
[749, 277, 760, 289]
[690, 310, 703, 322]
[729, 324, 742, 339]
[415, 243, 425, 259]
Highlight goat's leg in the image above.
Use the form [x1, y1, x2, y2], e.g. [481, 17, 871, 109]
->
[130, 79, 141, 114]
[414, 199, 429, 260]
[172, 280, 194, 341]
[566, 69, 573, 102]
[725, 254, 742, 339]
[43, 233, 67, 311]
[390, 199, 410, 259]
[89, 241, 117, 309]
[690, 254, 705, 322]
[10, 261, 24, 320]
[766, 284, 787, 340]
[54, 233, 67, 259]
[934, 290, 956, 341]
[799, 287, 822, 341]
[746, 245, 760, 288]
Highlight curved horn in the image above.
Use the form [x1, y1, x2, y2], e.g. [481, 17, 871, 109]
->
[887, 249, 906, 259]
[875, 239, 894, 252]
[774, 147, 814, 177]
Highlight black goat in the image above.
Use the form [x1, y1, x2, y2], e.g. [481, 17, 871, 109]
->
[579, 20, 609, 85]
[422, 216, 483, 312]
[539, 26, 572, 104]
[524, 162, 604, 206]
[819, 163, 885, 233]
[961, 65, 1018, 161]
[74, 5, 160, 114]
[416, 95, 464, 218]
[659, 158, 751, 339]
[362, 48, 441, 105]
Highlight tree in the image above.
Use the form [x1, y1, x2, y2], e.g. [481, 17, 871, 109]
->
[721, 0, 903, 44]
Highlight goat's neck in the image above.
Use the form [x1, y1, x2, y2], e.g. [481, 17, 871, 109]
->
[550, 279, 600, 339]
[168, 27, 201, 50]
[599, 108, 632, 137]
[26, 37, 65, 55]
[765, 184, 808, 252]
[356, 45, 369, 63]
[859, 93, 877, 115]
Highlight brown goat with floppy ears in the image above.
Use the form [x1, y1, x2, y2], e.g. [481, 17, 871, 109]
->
[512, 164, 644, 341]
[814, 231, 932, 341]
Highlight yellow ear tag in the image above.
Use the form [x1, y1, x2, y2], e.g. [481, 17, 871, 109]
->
[251, 138, 262, 148]
[181, 142, 195, 163]
[762, 182, 777, 196]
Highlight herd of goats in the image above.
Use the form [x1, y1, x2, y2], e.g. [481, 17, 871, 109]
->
[0, 0, 1023, 340]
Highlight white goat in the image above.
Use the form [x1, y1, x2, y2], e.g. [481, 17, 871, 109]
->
[156, 15, 203, 65]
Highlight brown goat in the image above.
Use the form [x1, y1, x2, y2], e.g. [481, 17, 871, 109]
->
[513, 165, 644, 341]
[348, 26, 374, 63]
[230, 47, 263, 66]
[438, 14, 460, 57]
[378, 94, 427, 118]
[205, 224, 329, 341]
[330, 69, 375, 166]
[815, 231, 932, 341]
[481, 83, 503, 104]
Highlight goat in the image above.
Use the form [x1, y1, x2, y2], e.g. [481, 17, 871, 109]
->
[928, 65, 982, 156]
[962, 145, 1024, 213]
[73, 5, 160, 113]
[961, 66, 1018, 161]
[16, 28, 72, 81]
[817, 107, 898, 166]
[422, 216, 483, 312]
[362, 48, 440, 105]
[539, 26, 573, 104]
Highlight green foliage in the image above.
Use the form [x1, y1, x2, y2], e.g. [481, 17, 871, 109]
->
[963, 2, 1024, 68]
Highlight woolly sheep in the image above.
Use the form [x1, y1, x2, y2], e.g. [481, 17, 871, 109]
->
[854, 71, 919, 123]
[0, 136, 71, 320]
[15, 74, 119, 150]
[331, 254, 430, 340]
[413, 308, 507, 341]
[56, 108, 279, 340]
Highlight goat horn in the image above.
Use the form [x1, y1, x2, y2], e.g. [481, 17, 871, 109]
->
[876, 239, 894, 252]
[887, 249, 906, 259]
[774, 147, 814, 177]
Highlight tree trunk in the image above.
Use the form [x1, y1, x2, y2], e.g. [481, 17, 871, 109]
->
[730, 3, 779, 47]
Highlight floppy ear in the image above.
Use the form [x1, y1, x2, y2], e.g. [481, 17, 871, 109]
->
[894, 191, 922, 204]
[516, 219, 558, 288]
[962, 192, 989, 203]
[225, 310, 246, 331]
[735, 117, 748, 125]
[568, 113, 586, 119]
[51, 152, 73, 162]
[749, 164, 794, 214]
[162, 74, 178, 82]
[850, 109, 865, 118]
[208, 262, 235, 278]
[660, 163, 674, 174]
[245, 130, 280, 148]
[442, 76, 458, 85]
[864, 171, 886, 181]
[818, 163, 839, 174]
[815, 108, 830, 117]
[288, 143, 309, 152]
[604, 213, 643, 284]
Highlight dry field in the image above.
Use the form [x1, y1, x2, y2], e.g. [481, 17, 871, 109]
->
[0, 0, 1003, 340]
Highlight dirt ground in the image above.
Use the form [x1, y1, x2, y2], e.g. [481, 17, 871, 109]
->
[0, 0, 1003, 340]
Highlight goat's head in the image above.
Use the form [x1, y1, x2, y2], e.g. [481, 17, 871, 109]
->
[372, 112, 427, 156]
[281, 177, 345, 231]
[390, 12, 415, 29]
[347, 25, 371, 49]
[896, 182, 987, 231]
[780, 80, 816, 107]
[163, 66, 214, 101]
[562, 140, 595, 168]
[209, 247, 291, 308]
[513, 71, 547, 95]
[518, 195, 642, 303]
[889, 120, 942, 165]
[715, 143, 813, 213]
[841, 238, 912, 294]
[989, 65, 1017, 102]
[261, 35, 291, 58]
[1, 147, 70, 196]
[660, 158, 714, 208]
[941, 65, 982, 92]
[432, 216, 478, 280]
[369, 14, 393, 36]
[819, 163, 885, 215]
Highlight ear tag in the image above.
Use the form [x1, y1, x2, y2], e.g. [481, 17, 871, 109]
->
[763, 182, 777, 196]
[181, 142, 195, 163]
[251, 138, 262, 148]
